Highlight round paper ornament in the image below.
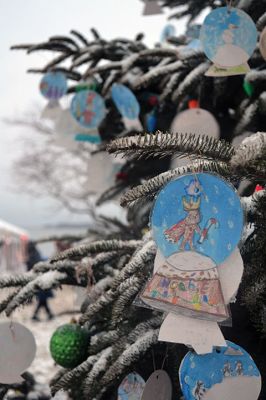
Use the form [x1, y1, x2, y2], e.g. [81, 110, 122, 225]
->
[200, 7, 257, 69]
[50, 323, 89, 368]
[70, 90, 106, 129]
[179, 341, 261, 400]
[141, 370, 172, 400]
[170, 108, 220, 140]
[160, 24, 176, 43]
[151, 173, 243, 264]
[118, 372, 145, 400]
[0, 321, 36, 384]
[259, 27, 266, 60]
[40, 71, 67, 101]
[111, 83, 142, 130]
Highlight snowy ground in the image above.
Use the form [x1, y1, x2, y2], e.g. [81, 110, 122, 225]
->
[0, 286, 85, 388]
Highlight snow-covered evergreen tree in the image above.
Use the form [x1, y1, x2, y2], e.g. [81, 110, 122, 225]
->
[1, 0, 265, 398]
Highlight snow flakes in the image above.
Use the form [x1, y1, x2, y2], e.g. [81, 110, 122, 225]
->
[228, 220, 234, 229]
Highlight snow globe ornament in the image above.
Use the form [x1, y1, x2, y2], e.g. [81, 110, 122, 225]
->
[156, 248, 244, 354]
[160, 24, 176, 44]
[40, 71, 67, 120]
[200, 7, 257, 76]
[70, 89, 106, 142]
[179, 341, 261, 400]
[118, 372, 145, 400]
[141, 173, 243, 321]
[111, 83, 142, 131]
[259, 27, 266, 60]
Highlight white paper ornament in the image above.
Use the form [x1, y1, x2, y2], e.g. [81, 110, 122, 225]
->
[141, 370, 172, 400]
[259, 27, 266, 60]
[159, 313, 226, 355]
[0, 321, 36, 384]
[142, 0, 163, 16]
[171, 108, 220, 140]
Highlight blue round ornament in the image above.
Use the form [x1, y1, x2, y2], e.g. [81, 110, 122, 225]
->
[179, 341, 261, 400]
[200, 7, 257, 68]
[40, 71, 67, 100]
[151, 173, 243, 264]
[118, 372, 145, 400]
[70, 90, 106, 129]
[160, 24, 176, 43]
[111, 84, 140, 120]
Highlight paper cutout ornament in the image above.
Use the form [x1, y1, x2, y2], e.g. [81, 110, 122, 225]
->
[160, 24, 176, 43]
[141, 251, 228, 321]
[159, 313, 227, 354]
[156, 249, 243, 354]
[141, 370, 172, 400]
[142, 0, 163, 16]
[70, 90, 106, 133]
[111, 83, 142, 131]
[171, 108, 220, 139]
[200, 7, 257, 76]
[40, 71, 67, 119]
[151, 173, 243, 264]
[259, 27, 266, 60]
[55, 108, 102, 146]
[0, 321, 36, 384]
[154, 247, 244, 304]
[118, 372, 145, 400]
[40, 71, 67, 101]
[179, 341, 261, 400]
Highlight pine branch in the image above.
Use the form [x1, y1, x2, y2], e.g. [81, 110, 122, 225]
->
[95, 329, 159, 400]
[5, 271, 67, 316]
[50, 354, 100, 395]
[107, 132, 234, 162]
[119, 161, 230, 207]
[51, 240, 142, 262]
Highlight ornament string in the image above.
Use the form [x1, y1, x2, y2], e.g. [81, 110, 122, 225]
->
[151, 346, 169, 371]
[9, 320, 15, 341]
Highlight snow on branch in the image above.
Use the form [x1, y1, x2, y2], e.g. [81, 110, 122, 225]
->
[50, 354, 101, 395]
[107, 132, 234, 163]
[4, 271, 67, 316]
[119, 161, 230, 208]
[96, 329, 159, 399]
[51, 240, 142, 263]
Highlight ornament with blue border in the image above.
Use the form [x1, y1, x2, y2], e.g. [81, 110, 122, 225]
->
[118, 372, 145, 400]
[111, 83, 142, 131]
[151, 173, 243, 265]
[179, 341, 261, 400]
[71, 90, 106, 131]
[200, 7, 257, 76]
[141, 173, 243, 321]
[160, 24, 176, 44]
[39, 71, 67, 120]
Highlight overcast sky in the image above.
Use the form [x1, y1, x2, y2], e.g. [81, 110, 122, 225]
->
[0, 0, 184, 231]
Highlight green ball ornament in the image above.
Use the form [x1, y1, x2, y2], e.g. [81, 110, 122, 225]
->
[50, 323, 89, 368]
